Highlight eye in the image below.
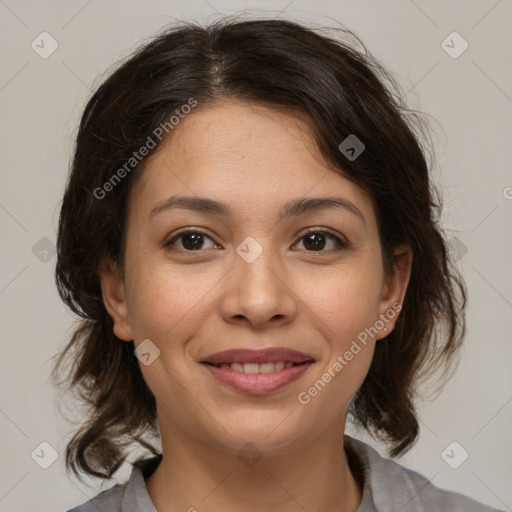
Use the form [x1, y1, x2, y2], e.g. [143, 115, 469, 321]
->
[165, 229, 217, 251]
[164, 227, 348, 253]
[293, 228, 348, 252]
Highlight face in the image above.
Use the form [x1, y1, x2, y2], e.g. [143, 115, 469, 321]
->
[101, 99, 411, 457]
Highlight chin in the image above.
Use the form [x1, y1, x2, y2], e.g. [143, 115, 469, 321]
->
[205, 411, 316, 456]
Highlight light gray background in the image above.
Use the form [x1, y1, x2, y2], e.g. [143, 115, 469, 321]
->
[0, 1, 511, 511]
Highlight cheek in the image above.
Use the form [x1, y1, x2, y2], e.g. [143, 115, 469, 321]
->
[302, 265, 382, 341]
[298, 264, 381, 398]
[125, 256, 217, 342]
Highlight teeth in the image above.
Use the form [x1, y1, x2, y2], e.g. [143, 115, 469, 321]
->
[259, 362, 275, 373]
[231, 362, 244, 372]
[218, 361, 299, 373]
[244, 363, 259, 374]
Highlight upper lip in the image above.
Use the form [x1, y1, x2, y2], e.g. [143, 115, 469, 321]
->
[201, 348, 315, 365]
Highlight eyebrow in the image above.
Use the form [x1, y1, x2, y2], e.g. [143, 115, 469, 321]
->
[149, 195, 365, 224]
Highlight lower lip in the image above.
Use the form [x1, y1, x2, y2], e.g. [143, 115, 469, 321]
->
[202, 362, 314, 394]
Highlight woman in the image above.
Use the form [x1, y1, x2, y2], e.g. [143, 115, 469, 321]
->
[52, 17, 503, 512]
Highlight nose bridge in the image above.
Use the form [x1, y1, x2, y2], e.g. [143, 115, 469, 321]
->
[221, 235, 296, 326]
[234, 238, 283, 297]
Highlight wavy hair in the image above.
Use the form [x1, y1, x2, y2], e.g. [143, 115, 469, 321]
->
[51, 16, 467, 482]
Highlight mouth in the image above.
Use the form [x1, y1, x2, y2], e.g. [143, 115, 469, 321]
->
[200, 347, 315, 394]
[201, 347, 314, 366]
[203, 360, 310, 373]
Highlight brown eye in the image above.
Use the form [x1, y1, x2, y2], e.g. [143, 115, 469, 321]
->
[303, 232, 327, 250]
[294, 229, 347, 252]
[166, 230, 216, 251]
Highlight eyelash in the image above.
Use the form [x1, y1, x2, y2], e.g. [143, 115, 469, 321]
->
[164, 227, 348, 254]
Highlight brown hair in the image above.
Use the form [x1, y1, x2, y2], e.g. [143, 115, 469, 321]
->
[51, 16, 466, 482]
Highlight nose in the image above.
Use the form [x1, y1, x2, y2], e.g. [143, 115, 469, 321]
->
[220, 248, 298, 330]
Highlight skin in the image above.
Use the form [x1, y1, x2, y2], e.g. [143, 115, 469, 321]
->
[100, 99, 412, 512]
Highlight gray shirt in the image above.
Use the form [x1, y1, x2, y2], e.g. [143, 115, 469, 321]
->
[66, 435, 504, 511]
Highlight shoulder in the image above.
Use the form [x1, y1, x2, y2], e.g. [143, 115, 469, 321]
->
[64, 454, 162, 512]
[344, 435, 504, 512]
[64, 482, 124, 512]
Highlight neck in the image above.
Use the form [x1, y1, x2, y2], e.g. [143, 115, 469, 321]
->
[145, 414, 363, 512]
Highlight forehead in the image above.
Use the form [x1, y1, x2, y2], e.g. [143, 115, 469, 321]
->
[129, 99, 374, 220]
[151, 99, 323, 172]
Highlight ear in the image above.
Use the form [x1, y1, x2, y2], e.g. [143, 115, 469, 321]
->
[376, 244, 413, 340]
[98, 258, 133, 342]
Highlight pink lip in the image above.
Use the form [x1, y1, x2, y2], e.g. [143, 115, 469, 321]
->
[201, 347, 314, 365]
[203, 361, 314, 394]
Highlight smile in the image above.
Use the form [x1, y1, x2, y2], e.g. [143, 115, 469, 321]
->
[200, 347, 315, 394]
[209, 361, 298, 373]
